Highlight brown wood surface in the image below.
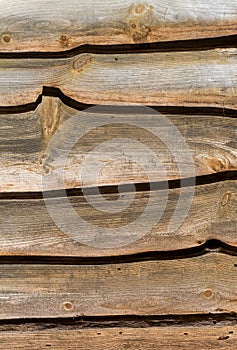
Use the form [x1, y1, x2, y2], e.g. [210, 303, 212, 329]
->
[0, 1, 236, 345]
[0, 253, 237, 319]
[0, 325, 236, 349]
[0, 97, 236, 192]
[0, 180, 236, 256]
[0, 0, 236, 52]
[0, 49, 237, 107]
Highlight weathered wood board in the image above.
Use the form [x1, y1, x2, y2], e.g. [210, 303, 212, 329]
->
[0, 181, 236, 256]
[0, 49, 237, 107]
[0, 326, 236, 349]
[0, 253, 237, 319]
[0, 0, 237, 52]
[0, 0, 236, 346]
[0, 97, 236, 192]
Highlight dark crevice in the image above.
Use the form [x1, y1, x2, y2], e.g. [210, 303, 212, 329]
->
[0, 94, 43, 114]
[0, 34, 237, 59]
[42, 86, 94, 111]
[43, 87, 237, 118]
[0, 240, 236, 265]
[0, 86, 236, 117]
[0, 171, 236, 200]
[0, 313, 237, 331]
[0, 87, 92, 114]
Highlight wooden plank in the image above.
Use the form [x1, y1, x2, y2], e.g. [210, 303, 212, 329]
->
[0, 49, 237, 107]
[0, 325, 236, 349]
[0, 253, 237, 318]
[0, 97, 236, 192]
[0, 180, 236, 256]
[0, 0, 237, 52]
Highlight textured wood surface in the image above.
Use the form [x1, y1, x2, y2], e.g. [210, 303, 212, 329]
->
[0, 326, 236, 349]
[0, 0, 236, 52]
[1, 253, 237, 319]
[0, 180, 236, 256]
[0, 97, 236, 192]
[0, 1, 236, 346]
[0, 49, 237, 107]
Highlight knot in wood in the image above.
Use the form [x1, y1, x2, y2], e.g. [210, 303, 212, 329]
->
[72, 54, 92, 73]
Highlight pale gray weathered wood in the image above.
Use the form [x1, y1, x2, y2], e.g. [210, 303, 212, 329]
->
[0, 0, 236, 51]
[0, 49, 237, 108]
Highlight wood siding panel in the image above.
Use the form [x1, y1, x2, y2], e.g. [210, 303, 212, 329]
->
[0, 326, 236, 349]
[0, 253, 237, 319]
[0, 0, 236, 52]
[0, 49, 237, 108]
[0, 181, 236, 256]
[0, 97, 236, 192]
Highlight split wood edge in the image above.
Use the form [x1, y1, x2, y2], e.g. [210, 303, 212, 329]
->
[0, 49, 237, 108]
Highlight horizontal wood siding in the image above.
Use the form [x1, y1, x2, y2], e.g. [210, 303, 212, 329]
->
[0, 0, 237, 52]
[0, 253, 237, 319]
[0, 2, 236, 348]
[0, 97, 236, 192]
[0, 181, 236, 256]
[0, 49, 237, 108]
[0, 326, 236, 349]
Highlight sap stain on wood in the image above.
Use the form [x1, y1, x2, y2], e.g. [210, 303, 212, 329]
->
[38, 96, 61, 146]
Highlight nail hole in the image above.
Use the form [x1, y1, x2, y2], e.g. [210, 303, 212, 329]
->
[62, 301, 74, 311]
[1, 34, 11, 44]
[201, 288, 214, 299]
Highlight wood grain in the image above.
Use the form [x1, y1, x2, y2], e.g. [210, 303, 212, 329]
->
[0, 180, 236, 256]
[0, 253, 237, 318]
[0, 49, 237, 107]
[0, 97, 236, 192]
[0, 326, 236, 349]
[0, 326, 237, 350]
[0, 0, 237, 51]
